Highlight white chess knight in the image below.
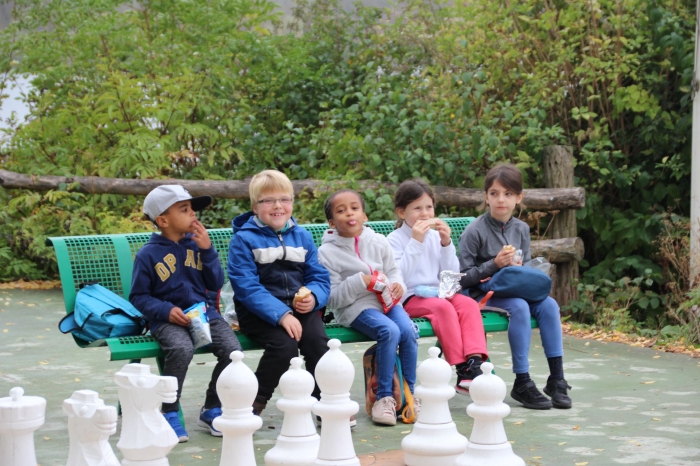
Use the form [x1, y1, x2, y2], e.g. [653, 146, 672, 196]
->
[214, 350, 262, 466]
[64, 389, 120, 466]
[0, 387, 46, 466]
[312, 339, 360, 466]
[402, 347, 467, 466]
[454, 361, 525, 466]
[265, 357, 320, 466]
[114, 363, 178, 466]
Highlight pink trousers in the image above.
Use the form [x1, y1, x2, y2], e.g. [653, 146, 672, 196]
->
[404, 294, 488, 366]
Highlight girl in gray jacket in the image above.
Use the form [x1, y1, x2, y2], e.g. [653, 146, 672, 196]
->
[318, 189, 419, 426]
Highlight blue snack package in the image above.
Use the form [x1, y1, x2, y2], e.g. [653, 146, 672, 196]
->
[184, 302, 212, 350]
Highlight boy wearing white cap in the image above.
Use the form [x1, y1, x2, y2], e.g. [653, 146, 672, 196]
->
[129, 185, 241, 443]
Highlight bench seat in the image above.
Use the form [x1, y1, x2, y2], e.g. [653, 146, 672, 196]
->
[47, 217, 537, 360]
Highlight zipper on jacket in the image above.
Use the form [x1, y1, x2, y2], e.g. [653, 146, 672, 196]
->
[277, 233, 290, 305]
[501, 224, 508, 247]
[354, 236, 374, 275]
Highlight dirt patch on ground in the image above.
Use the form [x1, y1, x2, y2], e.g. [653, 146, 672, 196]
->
[562, 322, 700, 358]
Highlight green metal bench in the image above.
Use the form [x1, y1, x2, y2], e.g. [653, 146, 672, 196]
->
[47, 217, 536, 363]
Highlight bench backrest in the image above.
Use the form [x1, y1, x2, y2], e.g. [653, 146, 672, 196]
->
[47, 217, 475, 315]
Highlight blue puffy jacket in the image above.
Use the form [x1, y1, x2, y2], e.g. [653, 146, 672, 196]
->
[227, 211, 331, 326]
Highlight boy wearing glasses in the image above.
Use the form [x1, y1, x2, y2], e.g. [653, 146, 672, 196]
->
[227, 170, 331, 417]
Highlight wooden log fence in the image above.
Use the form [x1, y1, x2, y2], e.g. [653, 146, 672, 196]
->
[0, 145, 584, 306]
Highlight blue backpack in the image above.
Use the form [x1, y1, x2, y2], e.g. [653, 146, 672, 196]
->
[478, 266, 552, 303]
[58, 284, 147, 344]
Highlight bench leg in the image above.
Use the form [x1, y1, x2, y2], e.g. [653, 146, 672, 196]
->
[155, 356, 186, 428]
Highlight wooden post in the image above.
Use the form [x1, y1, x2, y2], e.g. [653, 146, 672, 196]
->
[543, 145, 579, 308]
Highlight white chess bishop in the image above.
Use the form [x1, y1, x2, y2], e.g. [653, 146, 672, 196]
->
[401, 347, 467, 466]
[64, 389, 120, 466]
[114, 363, 179, 466]
[312, 339, 359, 466]
[0, 387, 46, 466]
[454, 361, 525, 466]
[265, 357, 320, 466]
[214, 350, 263, 466]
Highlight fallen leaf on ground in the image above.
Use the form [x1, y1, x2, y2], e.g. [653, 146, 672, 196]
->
[558, 442, 567, 445]
[575, 463, 589, 466]
[74, 378, 80, 382]
[514, 421, 522, 425]
[572, 426, 579, 430]
[652, 418, 661, 421]
[640, 381, 656, 384]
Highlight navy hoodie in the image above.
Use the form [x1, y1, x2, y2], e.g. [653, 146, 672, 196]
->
[129, 233, 224, 334]
[227, 211, 330, 327]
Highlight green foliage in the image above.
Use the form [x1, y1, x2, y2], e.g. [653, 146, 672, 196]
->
[570, 269, 667, 333]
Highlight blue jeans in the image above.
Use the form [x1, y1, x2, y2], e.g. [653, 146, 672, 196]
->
[486, 296, 563, 374]
[350, 305, 418, 400]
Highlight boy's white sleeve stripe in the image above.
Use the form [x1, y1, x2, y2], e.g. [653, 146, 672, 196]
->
[252, 246, 307, 264]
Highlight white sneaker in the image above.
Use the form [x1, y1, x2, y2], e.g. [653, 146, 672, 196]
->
[372, 396, 397, 426]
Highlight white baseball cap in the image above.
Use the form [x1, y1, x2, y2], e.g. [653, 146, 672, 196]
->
[143, 185, 212, 221]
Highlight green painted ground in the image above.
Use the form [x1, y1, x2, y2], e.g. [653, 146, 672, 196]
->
[1, 289, 699, 465]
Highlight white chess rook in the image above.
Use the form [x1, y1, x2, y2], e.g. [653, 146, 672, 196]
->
[402, 347, 467, 466]
[114, 363, 178, 466]
[0, 387, 46, 466]
[454, 361, 525, 466]
[214, 350, 263, 466]
[312, 339, 360, 466]
[64, 389, 120, 466]
[265, 357, 320, 466]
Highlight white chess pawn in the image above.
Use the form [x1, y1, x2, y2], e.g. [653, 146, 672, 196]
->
[454, 361, 525, 466]
[114, 363, 178, 466]
[214, 350, 263, 466]
[312, 339, 359, 466]
[402, 347, 467, 466]
[64, 389, 120, 466]
[265, 357, 320, 466]
[0, 387, 46, 466]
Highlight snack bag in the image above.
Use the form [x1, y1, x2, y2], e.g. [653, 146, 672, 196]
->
[220, 282, 239, 330]
[184, 302, 212, 350]
[367, 271, 400, 313]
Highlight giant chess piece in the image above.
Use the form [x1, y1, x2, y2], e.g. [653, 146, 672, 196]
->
[64, 389, 120, 466]
[312, 339, 360, 466]
[265, 357, 320, 466]
[402, 347, 467, 466]
[0, 387, 46, 466]
[114, 363, 178, 466]
[454, 361, 525, 466]
[214, 350, 263, 466]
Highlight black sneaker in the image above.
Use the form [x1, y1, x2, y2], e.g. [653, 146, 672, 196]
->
[455, 359, 483, 395]
[252, 398, 266, 416]
[510, 380, 552, 410]
[543, 378, 572, 409]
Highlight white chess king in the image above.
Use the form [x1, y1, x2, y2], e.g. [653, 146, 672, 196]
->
[0, 387, 46, 466]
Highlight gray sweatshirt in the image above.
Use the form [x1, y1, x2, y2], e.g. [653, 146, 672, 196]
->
[458, 212, 532, 296]
[318, 226, 407, 327]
